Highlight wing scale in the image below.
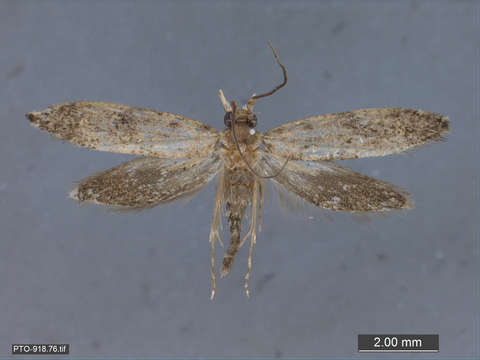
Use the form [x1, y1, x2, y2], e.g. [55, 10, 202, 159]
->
[27, 101, 219, 158]
[70, 155, 222, 208]
[263, 108, 449, 161]
[257, 151, 412, 212]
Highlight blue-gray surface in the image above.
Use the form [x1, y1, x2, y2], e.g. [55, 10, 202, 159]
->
[0, 0, 477, 358]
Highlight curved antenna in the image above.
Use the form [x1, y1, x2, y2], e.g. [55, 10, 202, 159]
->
[230, 101, 289, 179]
[251, 41, 287, 101]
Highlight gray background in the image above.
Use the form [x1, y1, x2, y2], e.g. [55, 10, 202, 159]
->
[0, 0, 477, 358]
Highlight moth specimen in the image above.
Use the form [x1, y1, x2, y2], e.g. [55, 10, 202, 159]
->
[27, 42, 449, 299]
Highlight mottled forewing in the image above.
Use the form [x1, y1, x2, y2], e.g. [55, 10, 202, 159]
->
[257, 151, 412, 212]
[263, 108, 449, 161]
[27, 101, 219, 158]
[70, 155, 222, 208]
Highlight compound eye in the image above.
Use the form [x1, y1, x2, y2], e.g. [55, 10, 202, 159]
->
[224, 112, 232, 127]
[248, 114, 257, 128]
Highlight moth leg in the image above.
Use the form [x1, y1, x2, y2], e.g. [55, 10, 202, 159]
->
[238, 199, 256, 249]
[209, 170, 225, 300]
[244, 180, 259, 298]
[258, 180, 263, 233]
[238, 180, 263, 248]
[239, 215, 254, 249]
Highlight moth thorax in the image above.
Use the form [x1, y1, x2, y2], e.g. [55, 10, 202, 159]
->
[224, 110, 257, 129]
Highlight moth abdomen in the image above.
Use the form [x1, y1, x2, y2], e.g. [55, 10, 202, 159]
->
[221, 215, 242, 277]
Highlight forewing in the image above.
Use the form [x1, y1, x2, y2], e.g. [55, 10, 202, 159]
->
[257, 151, 412, 212]
[263, 108, 449, 161]
[70, 155, 222, 208]
[27, 101, 219, 158]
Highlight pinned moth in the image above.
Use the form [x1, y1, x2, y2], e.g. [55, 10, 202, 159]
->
[27, 42, 449, 299]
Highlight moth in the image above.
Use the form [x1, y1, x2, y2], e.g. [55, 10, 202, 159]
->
[27, 42, 449, 299]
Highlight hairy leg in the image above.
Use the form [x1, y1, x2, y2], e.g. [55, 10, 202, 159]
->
[244, 180, 259, 298]
[258, 180, 264, 233]
[209, 170, 224, 299]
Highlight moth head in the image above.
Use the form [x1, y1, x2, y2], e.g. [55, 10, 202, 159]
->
[219, 90, 257, 134]
[216, 41, 290, 180]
